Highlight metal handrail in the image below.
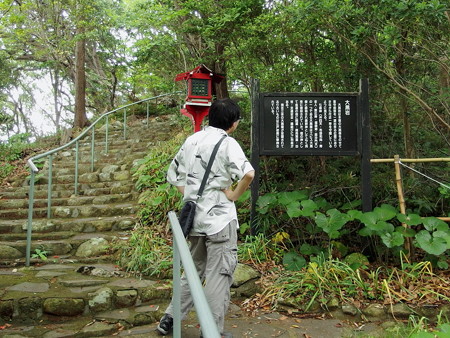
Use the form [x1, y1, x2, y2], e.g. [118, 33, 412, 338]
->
[25, 92, 183, 266]
[168, 211, 220, 338]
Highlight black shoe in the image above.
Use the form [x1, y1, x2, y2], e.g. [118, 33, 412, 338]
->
[157, 314, 173, 335]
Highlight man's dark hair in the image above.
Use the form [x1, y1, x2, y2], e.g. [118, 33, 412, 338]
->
[208, 98, 241, 130]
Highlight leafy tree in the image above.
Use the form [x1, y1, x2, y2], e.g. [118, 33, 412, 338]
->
[0, 0, 129, 133]
[126, 0, 264, 98]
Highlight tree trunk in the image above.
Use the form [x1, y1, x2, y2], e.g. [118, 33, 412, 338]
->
[212, 44, 229, 99]
[74, 27, 88, 129]
[50, 68, 61, 132]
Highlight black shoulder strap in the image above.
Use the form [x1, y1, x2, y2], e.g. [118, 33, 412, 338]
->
[197, 134, 227, 198]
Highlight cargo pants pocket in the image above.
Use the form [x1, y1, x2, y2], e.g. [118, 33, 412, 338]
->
[220, 246, 237, 277]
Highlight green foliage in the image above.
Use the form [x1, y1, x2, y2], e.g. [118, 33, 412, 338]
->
[0, 133, 32, 182]
[31, 248, 48, 261]
[238, 233, 276, 265]
[132, 133, 186, 224]
[116, 130, 188, 276]
[254, 190, 450, 268]
[117, 223, 173, 278]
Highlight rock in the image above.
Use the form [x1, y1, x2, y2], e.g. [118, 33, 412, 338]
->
[98, 173, 111, 182]
[54, 207, 72, 218]
[21, 220, 55, 232]
[79, 173, 98, 183]
[76, 238, 109, 257]
[67, 196, 91, 206]
[79, 320, 118, 337]
[18, 297, 43, 320]
[87, 219, 113, 232]
[363, 303, 386, 318]
[102, 165, 120, 174]
[233, 263, 260, 287]
[140, 283, 171, 302]
[89, 287, 114, 313]
[326, 297, 340, 311]
[389, 303, 413, 318]
[233, 279, 261, 298]
[43, 298, 85, 316]
[116, 219, 135, 230]
[342, 304, 358, 316]
[0, 245, 23, 259]
[111, 185, 132, 194]
[35, 242, 72, 255]
[113, 171, 130, 181]
[440, 304, 450, 319]
[79, 206, 97, 217]
[76, 266, 123, 278]
[133, 313, 155, 326]
[0, 300, 14, 321]
[416, 305, 439, 320]
[115, 289, 138, 308]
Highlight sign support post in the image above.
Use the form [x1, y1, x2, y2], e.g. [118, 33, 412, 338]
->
[250, 78, 261, 235]
[360, 78, 372, 211]
[250, 79, 372, 233]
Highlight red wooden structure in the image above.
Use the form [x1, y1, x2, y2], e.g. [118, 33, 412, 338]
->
[175, 65, 224, 132]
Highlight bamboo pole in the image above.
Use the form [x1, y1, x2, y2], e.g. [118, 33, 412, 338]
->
[372, 156, 450, 222]
[371, 157, 450, 163]
[394, 155, 412, 256]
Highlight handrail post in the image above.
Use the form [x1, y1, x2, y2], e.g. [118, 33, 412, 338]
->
[74, 141, 79, 195]
[91, 127, 95, 172]
[173, 235, 181, 338]
[146, 101, 150, 127]
[168, 211, 220, 338]
[105, 115, 109, 154]
[26, 170, 36, 266]
[123, 108, 127, 140]
[47, 154, 53, 218]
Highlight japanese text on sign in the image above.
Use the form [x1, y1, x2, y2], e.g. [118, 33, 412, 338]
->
[261, 95, 358, 155]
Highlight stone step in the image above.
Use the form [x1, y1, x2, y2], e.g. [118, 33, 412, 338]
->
[0, 231, 131, 259]
[0, 262, 171, 327]
[49, 151, 148, 166]
[0, 202, 137, 220]
[0, 192, 138, 210]
[2, 180, 135, 197]
[0, 215, 136, 234]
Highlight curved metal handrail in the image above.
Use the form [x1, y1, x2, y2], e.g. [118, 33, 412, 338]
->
[25, 91, 183, 266]
[27, 92, 182, 172]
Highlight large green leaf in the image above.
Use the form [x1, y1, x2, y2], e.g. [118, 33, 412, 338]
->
[381, 232, 404, 248]
[286, 201, 302, 218]
[415, 231, 448, 256]
[373, 204, 397, 221]
[395, 226, 416, 237]
[300, 200, 318, 217]
[359, 211, 378, 226]
[314, 209, 349, 239]
[278, 190, 309, 206]
[397, 213, 423, 226]
[347, 209, 363, 221]
[257, 194, 278, 214]
[422, 217, 448, 232]
[283, 252, 306, 271]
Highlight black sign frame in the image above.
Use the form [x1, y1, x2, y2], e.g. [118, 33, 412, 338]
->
[250, 79, 372, 234]
[259, 92, 361, 156]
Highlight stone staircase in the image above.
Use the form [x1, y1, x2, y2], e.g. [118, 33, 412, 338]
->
[0, 115, 181, 328]
[0, 115, 177, 265]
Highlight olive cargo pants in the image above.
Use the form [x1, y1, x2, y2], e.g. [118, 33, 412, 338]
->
[164, 221, 238, 333]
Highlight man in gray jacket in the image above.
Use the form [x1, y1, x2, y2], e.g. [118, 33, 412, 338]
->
[158, 98, 255, 337]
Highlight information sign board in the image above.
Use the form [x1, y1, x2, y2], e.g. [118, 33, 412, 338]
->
[260, 93, 359, 156]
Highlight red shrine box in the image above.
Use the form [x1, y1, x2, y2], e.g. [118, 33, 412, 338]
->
[175, 65, 224, 132]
